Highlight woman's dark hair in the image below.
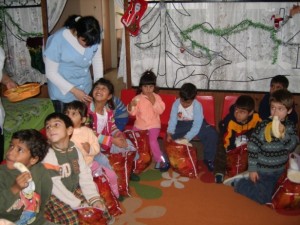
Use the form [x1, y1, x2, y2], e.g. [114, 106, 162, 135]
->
[44, 112, 73, 128]
[91, 78, 115, 110]
[12, 129, 49, 163]
[137, 69, 158, 94]
[63, 100, 87, 118]
[179, 83, 197, 101]
[64, 15, 101, 47]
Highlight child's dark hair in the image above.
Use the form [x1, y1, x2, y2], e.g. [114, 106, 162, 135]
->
[137, 69, 158, 94]
[45, 112, 73, 128]
[270, 89, 294, 111]
[64, 15, 101, 47]
[91, 78, 115, 110]
[270, 75, 289, 89]
[235, 95, 255, 112]
[179, 83, 197, 101]
[11, 129, 49, 163]
[63, 100, 87, 118]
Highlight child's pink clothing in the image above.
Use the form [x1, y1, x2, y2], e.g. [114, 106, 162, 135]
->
[128, 93, 165, 130]
[71, 126, 100, 166]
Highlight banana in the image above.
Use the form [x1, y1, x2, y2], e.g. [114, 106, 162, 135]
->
[264, 122, 273, 143]
[13, 162, 32, 181]
[272, 116, 285, 139]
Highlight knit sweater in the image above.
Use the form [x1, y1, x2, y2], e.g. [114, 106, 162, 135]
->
[42, 142, 101, 208]
[248, 118, 299, 173]
[0, 163, 52, 225]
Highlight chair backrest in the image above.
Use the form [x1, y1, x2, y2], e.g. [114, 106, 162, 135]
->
[221, 95, 239, 119]
[120, 89, 136, 106]
[196, 95, 216, 126]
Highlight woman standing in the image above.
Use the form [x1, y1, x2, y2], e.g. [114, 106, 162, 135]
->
[44, 15, 103, 113]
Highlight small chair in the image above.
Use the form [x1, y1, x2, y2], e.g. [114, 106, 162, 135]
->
[159, 93, 177, 138]
[196, 95, 216, 126]
[221, 95, 239, 119]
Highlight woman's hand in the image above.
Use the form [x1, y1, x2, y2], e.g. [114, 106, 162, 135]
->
[70, 87, 92, 103]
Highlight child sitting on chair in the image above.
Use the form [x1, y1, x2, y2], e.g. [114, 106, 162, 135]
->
[214, 95, 261, 183]
[166, 83, 218, 172]
[43, 112, 107, 225]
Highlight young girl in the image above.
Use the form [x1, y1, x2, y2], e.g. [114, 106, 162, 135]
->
[63, 100, 119, 198]
[87, 78, 139, 195]
[127, 70, 169, 171]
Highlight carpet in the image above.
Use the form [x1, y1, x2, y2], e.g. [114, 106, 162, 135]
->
[113, 162, 300, 225]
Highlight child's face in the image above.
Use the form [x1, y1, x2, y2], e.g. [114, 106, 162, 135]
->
[270, 101, 292, 121]
[141, 85, 155, 95]
[92, 84, 112, 102]
[234, 107, 253, 124]
[45, 118, 73, 145]
[5, 139, 38, 170]
[270, 82, 285, 94]
[180, 99, 193, 108]
[65, 109, 85, 128]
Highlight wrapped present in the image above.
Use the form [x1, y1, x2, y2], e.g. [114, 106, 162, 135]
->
[226, 144, 248, 177]
[165, 139, 199, 178]
[271, 172, 300, 210]
[124, 130, 152, 174]
[93, 170, 122, 217]
[76, 207, 107, 225]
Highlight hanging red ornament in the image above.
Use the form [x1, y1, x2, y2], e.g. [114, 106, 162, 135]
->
[121, 0, 148, 36]
[180, 47, 185, 53]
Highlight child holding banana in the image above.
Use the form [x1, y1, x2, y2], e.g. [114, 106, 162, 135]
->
[224, 89, 299, 205]
[0, 129, 56, 225]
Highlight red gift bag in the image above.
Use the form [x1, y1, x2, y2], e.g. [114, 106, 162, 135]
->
[108, 151, 136, 197]
[165, 140, 199, 178]
[271, 173, 300, 210]
[124, 130, 152, 174]
[93, 172, 122, 217]
[226, 144, 248, 177]
[76, 207, 107, 225]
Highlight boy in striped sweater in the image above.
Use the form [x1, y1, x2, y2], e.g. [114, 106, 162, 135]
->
[224, 89, 299, 204]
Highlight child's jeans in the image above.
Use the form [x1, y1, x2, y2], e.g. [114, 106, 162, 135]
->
[133, 127, 163, 163]
[171, 120, 218, 162]
[234, 170, 283, 204]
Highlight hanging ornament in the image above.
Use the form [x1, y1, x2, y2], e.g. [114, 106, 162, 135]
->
[271, 14, 283, 29]
[121, 0, 148, 36]
[180, 47, 185, 53]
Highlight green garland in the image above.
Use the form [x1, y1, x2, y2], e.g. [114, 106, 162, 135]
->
[181, 19, 281, 64]
[0, 7, 42, 46]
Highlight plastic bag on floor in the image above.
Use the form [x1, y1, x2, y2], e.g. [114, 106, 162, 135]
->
[226, 144, 248, 177]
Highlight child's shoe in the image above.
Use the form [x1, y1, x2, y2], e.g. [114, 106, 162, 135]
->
[223, 171, 249, 186]
[130, 173, 140, 181]
[204, 160, 214, 172]
[215, 173, 224, 183]
[159, 161, 170, 172]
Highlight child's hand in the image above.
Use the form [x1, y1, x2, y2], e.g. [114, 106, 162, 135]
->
[92, 200, 106, 211]
[112, 136, 128, 148]
[147, 93, 155, 105]
[11, 172, 32, 194]
[82, 142, 91, 154]
[166, 133, 173, 142]
[128, 98, 139, 111]
[249, 172, 259, 183]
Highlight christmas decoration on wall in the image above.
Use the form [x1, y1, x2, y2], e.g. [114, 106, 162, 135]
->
[121, 0, 148, 36]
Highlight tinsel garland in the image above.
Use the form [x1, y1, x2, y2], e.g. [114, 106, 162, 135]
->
[0, 7, 42, 46]
[181, 19, 281, 64]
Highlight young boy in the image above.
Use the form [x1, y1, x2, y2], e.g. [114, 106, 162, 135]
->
[42, 112, 106, 224]
[224, 89, 299, 204]
[0, 129, 55, 225]
[214, 95, 261, 183]
[259, 75, 298, 125]
[166, 83, 218, 171]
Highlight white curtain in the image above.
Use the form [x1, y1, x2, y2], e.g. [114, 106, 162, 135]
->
[2, 0, 67, 84]
[119, 2, 300, 93]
